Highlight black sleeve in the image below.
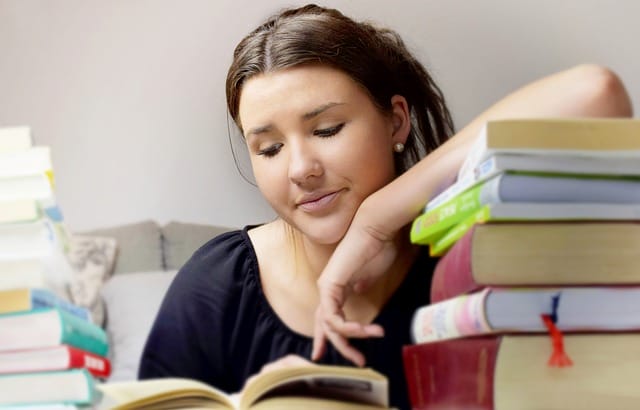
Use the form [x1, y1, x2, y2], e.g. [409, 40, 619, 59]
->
[137, 230, 249, 392]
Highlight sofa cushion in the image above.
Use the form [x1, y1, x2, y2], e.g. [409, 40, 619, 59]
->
[82, 220, 163, 274]
[161, 221, 232, 270]
[100, 270, 178, 382]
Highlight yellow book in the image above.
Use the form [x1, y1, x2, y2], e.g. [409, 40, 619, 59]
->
[99, 364, 389, 410]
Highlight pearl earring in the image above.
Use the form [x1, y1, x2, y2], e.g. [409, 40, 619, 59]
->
[393, 142, 405, 153]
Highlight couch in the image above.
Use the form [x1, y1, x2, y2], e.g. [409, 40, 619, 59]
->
[79, 220, 233, 382]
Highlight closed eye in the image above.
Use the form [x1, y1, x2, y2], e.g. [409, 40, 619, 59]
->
[313, 123, 345, 138]
[257, 143, 283, 158]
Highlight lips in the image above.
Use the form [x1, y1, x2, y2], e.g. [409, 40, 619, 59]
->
[297, 190, 341, 212]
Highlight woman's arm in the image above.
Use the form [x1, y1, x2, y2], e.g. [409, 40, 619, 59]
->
[313, 64, 633, 366]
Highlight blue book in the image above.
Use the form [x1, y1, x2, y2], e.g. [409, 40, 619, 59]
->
[0, 288, 91, 322]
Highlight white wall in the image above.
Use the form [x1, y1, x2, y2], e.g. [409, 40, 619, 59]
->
[1, 0, 638, 231]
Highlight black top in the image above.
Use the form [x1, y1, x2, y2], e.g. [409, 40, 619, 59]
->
[139, 227, 436, 409]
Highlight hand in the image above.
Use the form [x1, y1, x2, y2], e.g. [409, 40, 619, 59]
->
[312, 206, 400, 366]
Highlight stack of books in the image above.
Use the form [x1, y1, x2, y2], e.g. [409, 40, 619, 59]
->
[403, 118, 640, 409]
[0, 126, 110, 409]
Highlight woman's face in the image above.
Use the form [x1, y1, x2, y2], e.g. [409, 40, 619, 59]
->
[238, 65, 404, 245]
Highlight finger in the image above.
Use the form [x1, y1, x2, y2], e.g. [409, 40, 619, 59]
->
[325, 313, 385, 339]
[324, 325, 365, 367]
[312, 308, 327, 361]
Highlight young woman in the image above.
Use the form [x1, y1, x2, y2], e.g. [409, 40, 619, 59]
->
[139, 5, 632, 408]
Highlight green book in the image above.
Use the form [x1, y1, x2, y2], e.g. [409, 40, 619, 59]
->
[410, 172, 640, 246]
[0, 368, 96, 406]
[429, 201, 640, 256]
[0, 307, 108, 357]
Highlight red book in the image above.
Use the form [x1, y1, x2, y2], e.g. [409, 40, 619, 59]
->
[0, 344, 111, 378]
[430, 222, 640, 303]
[403, 334, 640, 410]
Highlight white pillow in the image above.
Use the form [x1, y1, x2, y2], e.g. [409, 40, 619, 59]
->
[100, 270, 178, 382]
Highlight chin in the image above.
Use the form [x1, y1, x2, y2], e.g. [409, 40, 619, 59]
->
[293, 217, 351, 246]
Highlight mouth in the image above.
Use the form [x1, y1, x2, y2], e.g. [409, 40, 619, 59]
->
[297, 190, 342, 212]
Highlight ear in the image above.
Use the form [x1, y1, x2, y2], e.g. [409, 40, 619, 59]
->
[390, 95, 411, 145]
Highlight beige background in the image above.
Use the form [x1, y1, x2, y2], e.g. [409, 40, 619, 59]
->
[1, 0, 638, 230]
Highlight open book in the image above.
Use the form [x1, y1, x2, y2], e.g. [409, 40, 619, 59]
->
[98, 364, 389, 409]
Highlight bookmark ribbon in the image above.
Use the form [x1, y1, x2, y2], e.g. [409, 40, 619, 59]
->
[541, 293, 573, 368]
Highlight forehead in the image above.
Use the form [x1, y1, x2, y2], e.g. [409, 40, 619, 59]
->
[238, 65, 372, 128]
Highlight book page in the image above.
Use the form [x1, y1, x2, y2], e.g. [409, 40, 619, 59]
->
[240, 365, 387, 409]
[98, 378, 234, 409]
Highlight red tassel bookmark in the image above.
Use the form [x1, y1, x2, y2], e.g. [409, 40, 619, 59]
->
[541, 314, 573, 367]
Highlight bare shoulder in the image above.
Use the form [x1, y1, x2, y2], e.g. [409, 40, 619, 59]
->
[247, 219, 292, 281]
[247, 220, 287, 256]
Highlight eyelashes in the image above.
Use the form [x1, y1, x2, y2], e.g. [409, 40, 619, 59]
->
[313, 123, 345, 138]
[257, 123, 346, 158]
[258, 143, 283, 158]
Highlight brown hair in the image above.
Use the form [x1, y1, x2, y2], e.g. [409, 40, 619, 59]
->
[226, 4, 454, 174]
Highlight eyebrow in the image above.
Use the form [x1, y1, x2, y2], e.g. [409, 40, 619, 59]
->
[245, 102, 345, 138]
[302, 102, 345, 120]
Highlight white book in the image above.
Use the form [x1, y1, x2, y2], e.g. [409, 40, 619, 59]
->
[428, 153, 640, 211]
[0, 174, 53, 201]
[469, 202, 640, 220]
[0, 404, 84, 410]
[0, 219, 65, 259]
[479, 173, 640, 204]
[0, 126, 32, 153]
[412, 287, 640, 344]
[0, 146, 52, 178]
[0, 198, 39, 223]
[0, 253, 74, 296]
[0, 369, 95, 406]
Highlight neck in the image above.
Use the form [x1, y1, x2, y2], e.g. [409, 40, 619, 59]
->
[281, 220, 418, 310]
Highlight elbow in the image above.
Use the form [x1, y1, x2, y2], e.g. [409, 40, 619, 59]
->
[570, 64, 633, 117]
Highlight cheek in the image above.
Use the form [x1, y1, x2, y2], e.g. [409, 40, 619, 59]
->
[251, 159, 289, 209]
[345, 139, 397, 190]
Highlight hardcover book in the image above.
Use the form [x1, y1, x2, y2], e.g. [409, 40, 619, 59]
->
[0, 287, 91, 321]
[0, 368, 95, 407]
[403, 334, 640, 409]
[430, 222, 640, 302]
[0, 307, 108, 357]
[427, 201, 640, 256]
[0, 126, 31, 153]
[0, 344, 111, 378]
[427, 152, 640, 211]
[457, 118, 640, 180]
[411, 286, 640, 344]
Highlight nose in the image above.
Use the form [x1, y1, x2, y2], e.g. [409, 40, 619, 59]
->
[288, 139, 323, 185]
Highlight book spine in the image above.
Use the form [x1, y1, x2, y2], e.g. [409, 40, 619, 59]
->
[410, 180, 493, 246]
[429, 206, 491, 256]
[403, 337, 500, 410]
[66, 345, 111, 378]
[411, 289, 492, 344]
[429, 225, 478, 303]
[57, 309, 108, 357]
[31, 289, 92, 322]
